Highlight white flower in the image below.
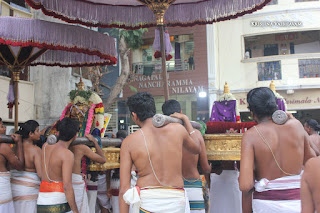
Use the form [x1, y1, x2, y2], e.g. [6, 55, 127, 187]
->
[89, 93, 102, 105]
[73, 96, 88, 105]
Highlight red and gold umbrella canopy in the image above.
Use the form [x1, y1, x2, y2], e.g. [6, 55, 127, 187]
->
[0, 16, 117, 130]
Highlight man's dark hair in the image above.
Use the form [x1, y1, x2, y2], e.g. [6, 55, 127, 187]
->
[127, 92, 156, 122]
[306, 119, 320, 131]
[56, 118, 79, 141]
[116, 130, 127, 139]
[0, 117, 2, 122]
[247, 87, 278, 120]
[17, 120, 39, 139]
[162, 99, 181, 116]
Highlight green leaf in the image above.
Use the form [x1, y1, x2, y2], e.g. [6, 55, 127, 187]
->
[128, 85, 138, 93]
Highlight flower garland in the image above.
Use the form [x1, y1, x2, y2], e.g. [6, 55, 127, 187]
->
[60, 103, 72, 121]
[62, 90, 105, 136]
[85, 104, 96, 135]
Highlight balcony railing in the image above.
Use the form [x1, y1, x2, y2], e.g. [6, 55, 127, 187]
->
[132, 59, 192, 75]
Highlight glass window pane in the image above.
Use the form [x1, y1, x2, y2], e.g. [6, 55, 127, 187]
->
[258, 61, 282, 81]
[299, 59, 320, 78]
[244, 31, 320, 58]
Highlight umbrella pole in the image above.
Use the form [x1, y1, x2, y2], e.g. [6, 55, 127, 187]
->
[12, 68, 21, 132]
[159, 25, 169, 101]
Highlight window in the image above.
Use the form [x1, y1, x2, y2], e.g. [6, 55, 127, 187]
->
[264, 44, 279, 56]
[132, 34, 195, 74]
[299, 59, 320, 78]
[244, 31, 320, 58]
[0, 66, 11, 78]
[267, 0, 278, 5]
[0, 66, 29, 81]
[258, 61, 281, 81]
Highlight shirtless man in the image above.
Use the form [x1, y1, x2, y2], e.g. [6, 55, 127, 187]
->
[69, 134, 106, 213]
[301, 156, 320, 212]
[37, 117, 79, 213]
[0, 118, 24, 213]
[304, 119, 320, 156]
[12, 120, 42, 213]
[239, 87, 315, 213]
[119, 92, 201, 213]
[0, 118, 6, 135]
[162, 99, 211, 213]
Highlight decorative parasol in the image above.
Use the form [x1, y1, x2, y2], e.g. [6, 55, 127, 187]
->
[26, 0, 271, 101]
[0, 16, 117, 131]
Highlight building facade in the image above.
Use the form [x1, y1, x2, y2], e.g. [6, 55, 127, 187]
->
[0, 0, 34, 133]
[121, 25, 209, 128]
[209, 0, 320, 122]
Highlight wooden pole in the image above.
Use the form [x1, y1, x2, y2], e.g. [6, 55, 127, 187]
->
[12, 68, 21, 132]
[152, 114, 202, 130]
[0, 135, 122, 147]
[159, 25, 169, 101]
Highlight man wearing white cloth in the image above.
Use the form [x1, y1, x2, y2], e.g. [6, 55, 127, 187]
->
[37, 118, 79, 213]
[0, 131, 24, 213]
[69, 134, 106, 213]
[11, 170, 41, 213]
[239, 87, 315, 213]
[210, 168, 242, 213]
[162, 100, 211, 213]
[12, 120, 42, 213]
[119, 92, 201, 213]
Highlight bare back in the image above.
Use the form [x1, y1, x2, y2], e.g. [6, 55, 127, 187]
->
[41, 142, 73, 182]
[69, 145, 85, 175]
[23, 142, 41, 177]
[309, 134, 320, 155]
[182, 147, 199, 179]
[130, 123, 185, 188]
[0, 144, 9, 172]
[246, 119, 308, 181]
[301, 157, 320, 213]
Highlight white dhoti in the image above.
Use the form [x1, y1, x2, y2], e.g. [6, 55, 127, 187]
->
[87, 176, 98, 213]
[210, 170, 242, 213]
[0, 171, 14, 213]
[11, 170, 40, 213]
[184, 179, 205, 213]
[110, 177, 120, 213]
[124, 186, 187, 213]
[253, 174, 302, 213]
[72, 173, 89, 213]
[96, 173, 111, 211]
[37, 181, 71, 213]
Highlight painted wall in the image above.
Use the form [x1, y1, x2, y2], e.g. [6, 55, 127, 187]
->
[1, 1, 32, 18]
[0, 76, 34, 123]
[209, 0, 320, 113]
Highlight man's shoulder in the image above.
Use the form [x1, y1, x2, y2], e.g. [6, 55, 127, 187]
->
[54, 146, 74, 159]
[305, 157, 320, 171]
[0, 143, 12, 154]
[165, 123, 186, 132]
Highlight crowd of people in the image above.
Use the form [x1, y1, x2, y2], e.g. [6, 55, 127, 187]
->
[0, 87, 319, 213]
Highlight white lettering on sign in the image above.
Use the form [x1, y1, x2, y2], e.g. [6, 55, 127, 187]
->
[134, 74, 201, 94]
